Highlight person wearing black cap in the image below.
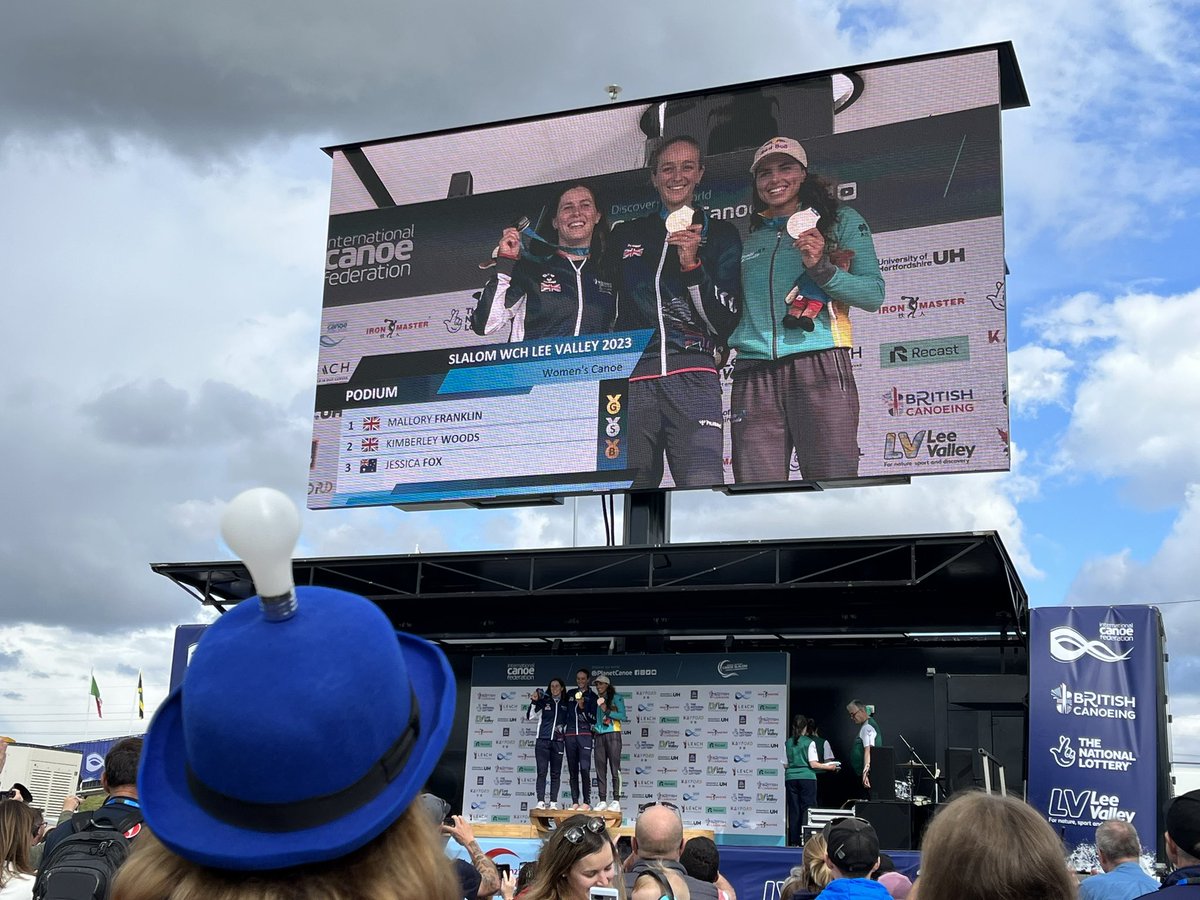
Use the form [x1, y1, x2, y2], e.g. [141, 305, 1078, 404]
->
[110, 488, 463, 900]
[816, 818, 889, 899]
[1154, 789, 1200, 896]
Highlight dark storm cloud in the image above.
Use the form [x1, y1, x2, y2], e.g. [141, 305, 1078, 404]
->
[0, 1, 826, 157]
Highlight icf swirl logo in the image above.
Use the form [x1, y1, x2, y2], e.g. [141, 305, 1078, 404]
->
[1049, 626, 1132, 664]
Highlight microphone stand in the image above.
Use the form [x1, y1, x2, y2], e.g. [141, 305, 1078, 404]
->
[898, 733, 942, 804]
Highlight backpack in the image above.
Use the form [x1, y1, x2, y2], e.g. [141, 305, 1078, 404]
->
[33, 808, 144, 900]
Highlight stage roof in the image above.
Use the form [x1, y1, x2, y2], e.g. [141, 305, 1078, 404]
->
[152, 531, 1028, 648]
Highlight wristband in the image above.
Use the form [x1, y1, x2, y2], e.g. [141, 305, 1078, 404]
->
[680, 260, 702, 272]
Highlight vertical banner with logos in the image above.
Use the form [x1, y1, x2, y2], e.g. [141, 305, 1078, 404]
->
[1028, 606, 1165, 867]
[465, 653, 789, 845]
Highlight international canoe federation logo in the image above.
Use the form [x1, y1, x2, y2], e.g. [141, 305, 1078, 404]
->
[84, 752, 105, 777]
[1049, 625, 1133, 664]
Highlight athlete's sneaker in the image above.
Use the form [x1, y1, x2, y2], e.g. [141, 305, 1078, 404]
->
[569, 803, 580, 810]
[535, 801, 546, 810]
[578, 802, 591, 811]
[608, 800, 622, 813]
[549, 802, 560, 810]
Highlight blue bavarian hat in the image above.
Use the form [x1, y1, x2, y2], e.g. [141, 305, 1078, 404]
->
[139, 582, 454, 869]
[140, 490, 456, 869]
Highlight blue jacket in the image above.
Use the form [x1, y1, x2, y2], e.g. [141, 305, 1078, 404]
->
[1149, 863, 1200, 897]
[563, 688, 598, 736]
[474, 252, 616, 342]
[527, 691, 570, 742]
[814, 877, 892, 900]
[609, 209, 741, 379]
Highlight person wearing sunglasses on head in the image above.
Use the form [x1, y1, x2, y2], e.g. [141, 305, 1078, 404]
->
[520, 815, 624, 900]
[625, 803, 717, 900]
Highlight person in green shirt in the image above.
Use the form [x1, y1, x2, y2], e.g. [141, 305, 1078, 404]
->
[729, 136, 885, 484]
[846, 700, 882, 796]
[785, 715, 841, 845]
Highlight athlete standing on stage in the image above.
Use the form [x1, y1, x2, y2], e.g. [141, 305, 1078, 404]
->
[591, 674, 626, 813]
[474, 183, 616, 342]
[529, 677, 570, 809]
[729, 137, 884, 483]
[609, 136, 741, 489]
[564, 668, 599, 810]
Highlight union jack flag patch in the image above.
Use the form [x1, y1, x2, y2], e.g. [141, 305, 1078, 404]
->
[623, 245, 644, 259]
[541, 275, 562, 293]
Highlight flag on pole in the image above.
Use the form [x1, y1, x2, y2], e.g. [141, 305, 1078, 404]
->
[137, 672, 145, 719]
[90, 674, 103, 718]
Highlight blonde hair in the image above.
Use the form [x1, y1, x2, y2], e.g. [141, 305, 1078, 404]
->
[0, 800, 35, 888]
[522, 815, 625, 900]
[914, 792, 1075, 900]
[111, 804, 460, 900]
[780, 831, 832, 899]
[632, 862, 690, 900]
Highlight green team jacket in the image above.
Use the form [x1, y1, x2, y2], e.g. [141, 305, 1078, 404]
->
[729, 206, 885, 361]
[786, 735, 818, 781]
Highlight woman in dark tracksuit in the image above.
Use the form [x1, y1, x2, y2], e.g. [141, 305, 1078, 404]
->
[528, 677, 570, 809]
[474, 184, 616, 342]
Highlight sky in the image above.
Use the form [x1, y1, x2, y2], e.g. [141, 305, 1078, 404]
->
[1, 0, 1199, 781]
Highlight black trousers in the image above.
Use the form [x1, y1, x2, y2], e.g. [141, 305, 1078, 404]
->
[535, 738, 564, 803]
[786, 778, 818, 845]
[627, 370, 724, 489]
[564, 733, 593, 804]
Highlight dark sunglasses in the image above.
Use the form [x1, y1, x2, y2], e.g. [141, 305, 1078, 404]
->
[637, 800, 683, 816]
[563, 817, 607, 844]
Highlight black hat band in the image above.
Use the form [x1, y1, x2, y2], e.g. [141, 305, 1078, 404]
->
[185, 691, 420, 833]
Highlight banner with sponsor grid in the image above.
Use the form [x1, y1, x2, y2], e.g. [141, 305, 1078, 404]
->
[1027, 606, 1165, 867]
[465, 653, 789, 845]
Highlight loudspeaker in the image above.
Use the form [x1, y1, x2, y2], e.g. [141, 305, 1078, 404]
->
[857, 800, 913, 850]
[868, 746, 896, 801]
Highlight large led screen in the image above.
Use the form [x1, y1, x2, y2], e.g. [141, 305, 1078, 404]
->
[310, 46, 1012, 509]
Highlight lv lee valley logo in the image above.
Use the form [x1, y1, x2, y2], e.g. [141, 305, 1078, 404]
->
[884, 429, 976, 460]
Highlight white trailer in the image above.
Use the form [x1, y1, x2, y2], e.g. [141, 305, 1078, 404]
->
[1, 744, 82, 814]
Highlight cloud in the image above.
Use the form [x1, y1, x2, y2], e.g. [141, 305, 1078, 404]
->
[1029, 287, 1200, 504]
[0, 1, 855, 159]
[1009, 345, 1074, 415]
[0, 623, 181, 745]
[0, 650, 22, 671]
[1067, 483, 1200, 622]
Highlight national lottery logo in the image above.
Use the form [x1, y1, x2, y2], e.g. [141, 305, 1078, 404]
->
[1049, 625, 1132, 664]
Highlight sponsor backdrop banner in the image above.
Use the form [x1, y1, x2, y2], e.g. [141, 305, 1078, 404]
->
[465, 653, 789, 845]
[310, 47, 1011, 508]
[1028, 606, 1164, 867]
